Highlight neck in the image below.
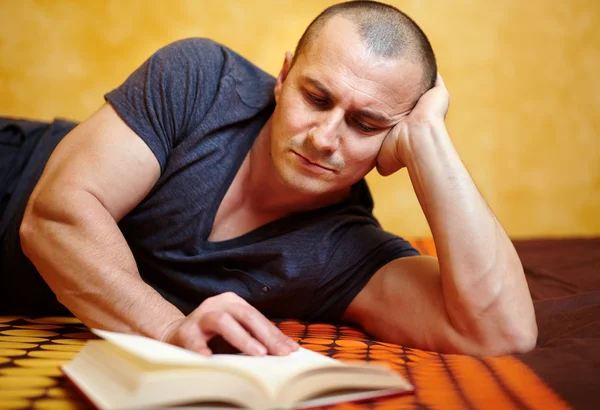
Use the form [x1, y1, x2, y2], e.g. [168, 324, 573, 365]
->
[242, 117, 350, 217]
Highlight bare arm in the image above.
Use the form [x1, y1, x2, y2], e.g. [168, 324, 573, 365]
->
[20, 104, 297, 356]
[343, 76, 537, 356]
[20, 103, 184, 337]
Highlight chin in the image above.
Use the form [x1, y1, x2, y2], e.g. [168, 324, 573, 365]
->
[271, 147, 350, 198]
[279, 169, 334, 196]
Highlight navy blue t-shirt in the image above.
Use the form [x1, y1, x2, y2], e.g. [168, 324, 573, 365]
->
[1, 38, 419, 321]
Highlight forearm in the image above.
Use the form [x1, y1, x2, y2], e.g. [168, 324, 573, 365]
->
[20, 189, 184, 340]
[404, 120, 536, 351]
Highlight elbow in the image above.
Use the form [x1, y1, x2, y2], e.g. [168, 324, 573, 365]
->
[449, 300, 538, 356]
[19, 193, 60, 260]
[19, 202, 39, 259]
[507, 321, 538, 354]
[461, 270, 538, 356]
[469, 321, 538, 357]
[451, 332, 536, 357]
[19, 195, 78, 305]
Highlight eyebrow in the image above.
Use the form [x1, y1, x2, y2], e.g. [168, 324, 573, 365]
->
[302, 76, 394, 125]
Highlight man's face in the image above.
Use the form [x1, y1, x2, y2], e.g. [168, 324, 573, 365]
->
[270, 16, 423, 196]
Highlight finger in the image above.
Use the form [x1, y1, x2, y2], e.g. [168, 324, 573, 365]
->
[220, 293, 299, 353]
[376, 129, 404, 177]
[435, 73, 449, 95]
[184, 337, 213, 357]
[228, 303, 299, 356]
[168, 320, 214, 356]
[435, 72, 444, 87]
[201, 311, 267, 356]
[228, 303, 299, 355]
[193, 346, 213, 356]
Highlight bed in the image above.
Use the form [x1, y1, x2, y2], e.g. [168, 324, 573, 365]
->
[0, 237, 598, 409]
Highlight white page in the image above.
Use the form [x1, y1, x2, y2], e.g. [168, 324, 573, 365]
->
[92, 329, 209, 365]
[207, 348, 342, 394]
[92, 329, 344, 395]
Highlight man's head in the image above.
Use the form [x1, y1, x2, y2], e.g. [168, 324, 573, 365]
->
[269, 1, 436, 197]
[292, 1, 437, 94]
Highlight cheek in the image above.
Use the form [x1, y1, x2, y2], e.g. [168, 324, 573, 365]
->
[281, 96, 312, 134]
[279, 85, 324, 135]
[343, 137, 384, 167]
[272, 98, 309, 157]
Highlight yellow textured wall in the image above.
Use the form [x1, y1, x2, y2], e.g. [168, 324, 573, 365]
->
[1, 0, 598, 238]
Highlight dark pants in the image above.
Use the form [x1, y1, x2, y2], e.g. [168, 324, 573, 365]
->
[0, 118, 48, 221]
[0, 117, 77, 314]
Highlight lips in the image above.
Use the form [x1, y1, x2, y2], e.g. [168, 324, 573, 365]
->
[292, 151, 336, 172]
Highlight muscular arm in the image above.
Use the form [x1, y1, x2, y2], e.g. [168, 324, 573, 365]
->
[343, 77, 537, 356]
[20, 104, 185, 338]
[20, 103, 298, 356]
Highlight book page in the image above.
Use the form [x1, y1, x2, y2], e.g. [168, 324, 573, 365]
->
[207, 348, 343, 395]
[92, 329, 208, 365]
[93, 329, 345, 396]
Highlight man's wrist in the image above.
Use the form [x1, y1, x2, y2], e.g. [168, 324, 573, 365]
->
[159, 316, 186, 343]
[402, 118, 450, 168]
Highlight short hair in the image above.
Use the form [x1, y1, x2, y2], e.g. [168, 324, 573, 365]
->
[292, 0, 437, 94]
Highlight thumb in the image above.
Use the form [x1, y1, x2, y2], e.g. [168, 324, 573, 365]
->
[180, 332, 213, 356]
[376, 131, 404, 176]
[165, 319, 214, 356]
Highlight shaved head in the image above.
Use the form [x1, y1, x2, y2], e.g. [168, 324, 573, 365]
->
[292, 1, 437, 94]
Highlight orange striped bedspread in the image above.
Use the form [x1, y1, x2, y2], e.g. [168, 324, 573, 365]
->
[0, 237, 598, 409]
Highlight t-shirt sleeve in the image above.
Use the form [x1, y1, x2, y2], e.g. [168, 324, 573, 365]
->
[104, 38, 225, 172]
[309, 223, 420, 323]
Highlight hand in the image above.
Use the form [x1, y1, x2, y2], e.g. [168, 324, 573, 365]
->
[161, 292, 300, 356]
[376, 73, 450, 176]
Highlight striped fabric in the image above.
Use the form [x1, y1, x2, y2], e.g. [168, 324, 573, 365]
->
[0, 239, 573, 409]
[279, 319, 568, 410]
[0, 316, 568, 409]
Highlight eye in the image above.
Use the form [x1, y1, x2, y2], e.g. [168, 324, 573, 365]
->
[306, 93, 328, 106]
[354, 119, 377, 133]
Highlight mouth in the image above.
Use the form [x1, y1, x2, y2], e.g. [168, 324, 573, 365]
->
[291, 151, 337, 173]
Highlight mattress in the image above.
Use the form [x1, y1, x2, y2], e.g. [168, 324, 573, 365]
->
[0, 237, 598, 409]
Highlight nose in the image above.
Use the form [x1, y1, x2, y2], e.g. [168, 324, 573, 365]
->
[308, 110, 343, 152]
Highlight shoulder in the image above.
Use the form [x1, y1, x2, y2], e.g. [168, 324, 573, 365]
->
[148, 38, 228, 81]
[158, 38, 275, 109]
[154, 37, 225, 60]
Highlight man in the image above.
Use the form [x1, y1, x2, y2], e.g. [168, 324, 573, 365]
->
[1, 1, 536, 357]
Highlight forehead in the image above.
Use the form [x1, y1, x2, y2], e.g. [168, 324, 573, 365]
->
[294, 16, 423, 116]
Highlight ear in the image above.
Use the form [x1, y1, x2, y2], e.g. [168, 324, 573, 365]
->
[274, 51, 294, 103]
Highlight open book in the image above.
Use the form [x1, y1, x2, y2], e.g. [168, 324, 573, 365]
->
[62, 329, 414, 409]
